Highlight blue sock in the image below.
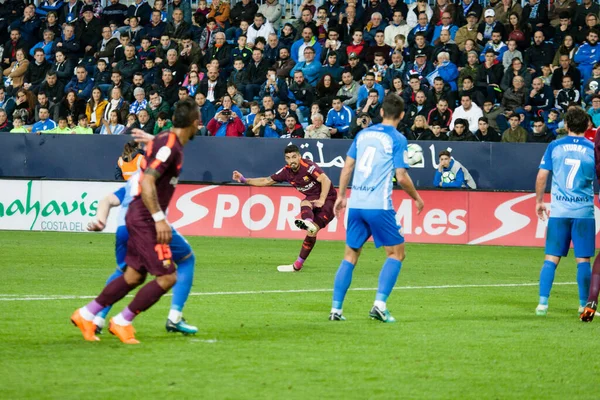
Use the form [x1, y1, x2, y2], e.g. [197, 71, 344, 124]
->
[539, 260, 557, 305]
[97, 267, 124, 319]
[375, 258, 402, 302]
[577, 262, 592, 307]
[332, 260, 355, 310]
[171, 253, 196, 312]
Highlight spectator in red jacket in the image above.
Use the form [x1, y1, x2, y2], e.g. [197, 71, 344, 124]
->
[207, 107, 245, 136]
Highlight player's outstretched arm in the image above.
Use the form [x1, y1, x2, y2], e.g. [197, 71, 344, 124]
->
[141, 169, 172, 244]
[87, 193, 121, 231]
[131, 129, 155, 151]
[334, 156, 355, 217]
[395, 168, 424, 215]
[535, 169, 550, 221]
[232, 170, 276, 187]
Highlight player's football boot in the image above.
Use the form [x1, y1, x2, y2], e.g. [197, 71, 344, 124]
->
[70, 309, 100, 341]
[535, 304, 548, 316]
[369, 306, 396, 323]
[166, 318, 198, 335]
[109, 318, 140, 344]
[277, 264, 302, 272]
[294, 219, 318, 235]
[580, 301, 598, 322]
[328, 312, 346, 321]
[93, 316, 105, 335]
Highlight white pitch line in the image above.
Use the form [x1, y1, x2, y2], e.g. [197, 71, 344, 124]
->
[0, 282, 577, 302]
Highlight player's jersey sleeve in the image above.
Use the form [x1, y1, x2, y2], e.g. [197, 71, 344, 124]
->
[539, 142, 554, 171]
[113, 187, 126, 204]
[306, 161, 324, 180]
[393, 133, 410, 170]
[347, 137, 358, 159]
[270, 167, 289, 183]
[145, 133, 181, 176]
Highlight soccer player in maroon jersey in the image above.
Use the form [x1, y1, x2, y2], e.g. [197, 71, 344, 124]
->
[580, 125, 600, 321]
[70, 98, 200, 344]
[232, 144, 336, 272]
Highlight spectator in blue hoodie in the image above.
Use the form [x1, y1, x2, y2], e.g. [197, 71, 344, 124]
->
[30, 30, 57, 62]
[325, 96, 354, 138]
[356, 72, 385, 107]
[289, 47, 321, 86]
[574, 29, 600, 86]
[65, 66, 94, 100]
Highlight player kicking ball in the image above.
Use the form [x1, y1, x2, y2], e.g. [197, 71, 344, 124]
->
[534, 106, 596, 318]
[328, 93, 424, 322]
[87, 168, 197, 335]
[71, 99, 199, 344]
[232, 144, 336, 272]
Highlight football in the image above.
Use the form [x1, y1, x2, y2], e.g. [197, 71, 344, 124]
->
[441, 171, 456, 183]
[407, 143, 424, 167]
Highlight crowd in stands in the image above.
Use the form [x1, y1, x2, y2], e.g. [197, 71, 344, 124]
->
[1, 0, 600, 142]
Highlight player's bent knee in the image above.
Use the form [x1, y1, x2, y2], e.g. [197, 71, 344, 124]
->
[344, 245, 361, 264]
[385, 244, 405, 261]
[300, 200, 313, 208]
[157, 272, 177, 290]
[123, 267, 146, 286]
[545, 255, 561, 264]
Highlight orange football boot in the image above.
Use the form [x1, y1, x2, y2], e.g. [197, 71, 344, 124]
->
[109, 318, 140, 344]
[71, 309, 100, 341]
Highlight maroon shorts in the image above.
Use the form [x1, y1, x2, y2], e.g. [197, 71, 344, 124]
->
[313, 197, 336, 229]
[124, 221, 176, 277]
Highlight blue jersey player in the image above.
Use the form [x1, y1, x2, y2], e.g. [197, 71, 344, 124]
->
[329, 93, 425, 322]
[535, 107, 596, 317]
[87, 173, 198, 334]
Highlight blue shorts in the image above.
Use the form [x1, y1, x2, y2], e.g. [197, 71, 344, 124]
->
[115, 225, 193, 270]
[545, 217, 595, 258]
[346, 208, 405, 249]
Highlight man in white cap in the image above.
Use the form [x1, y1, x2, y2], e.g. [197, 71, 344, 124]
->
[477, 8, 506, 47]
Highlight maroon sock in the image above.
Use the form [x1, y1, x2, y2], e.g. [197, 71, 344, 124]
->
[588, 256, 600, 303]
[299, 235, 317, 260]
[127, 280, 168, 316]
[301, 205, 314, 221]
[95, 276, 134, 307]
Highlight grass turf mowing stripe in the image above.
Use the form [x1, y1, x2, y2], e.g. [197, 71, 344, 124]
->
[0, 281, 577, 301]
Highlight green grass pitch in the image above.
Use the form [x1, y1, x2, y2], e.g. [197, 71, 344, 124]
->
[1, 231, 599, 399]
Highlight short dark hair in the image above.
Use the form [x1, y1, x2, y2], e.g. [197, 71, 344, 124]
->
[157, 111, 169, 120]
[285, 144, 300, 154]
[478, 117, 488, 123]
[78, 114, 87, 121]
[172, 98, 199, 128]
[439, 150, 451, 158]
[462, 76, 473, 83]
[564, 107, 589, 134]
[381, 93, 404, 120]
